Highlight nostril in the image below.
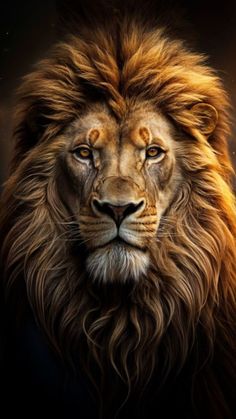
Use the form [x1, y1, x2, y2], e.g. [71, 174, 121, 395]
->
[97, 201, 116, 219]
[123, 200, 144, 218]
[92, 199, 104, 213]
[92, 199, 116, 220]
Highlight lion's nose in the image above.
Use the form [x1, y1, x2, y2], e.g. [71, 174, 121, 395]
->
[92, 199, 144, 226]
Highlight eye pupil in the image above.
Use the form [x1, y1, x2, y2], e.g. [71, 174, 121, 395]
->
[146, 147, 164, 159]
[148, 148, 158, 156]
[80, 149, 89, 157]
[73, 147, 92, 160]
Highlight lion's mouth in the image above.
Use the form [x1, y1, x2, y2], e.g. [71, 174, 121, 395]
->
[94, 236, 147, 252]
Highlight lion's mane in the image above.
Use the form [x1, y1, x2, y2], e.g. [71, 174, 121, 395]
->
[1, 9, 236, 418]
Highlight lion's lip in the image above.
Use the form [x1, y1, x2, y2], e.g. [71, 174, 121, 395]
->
[93, 235, 146, 251]
[93, 236, 130, 249]
[110, 237, 131, 246]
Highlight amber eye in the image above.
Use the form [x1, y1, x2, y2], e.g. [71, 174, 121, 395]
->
[73, 146, 92, 160]
[146, 146, 165, 159]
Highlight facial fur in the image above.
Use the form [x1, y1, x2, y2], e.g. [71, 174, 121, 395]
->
[58, 103, 180, 283]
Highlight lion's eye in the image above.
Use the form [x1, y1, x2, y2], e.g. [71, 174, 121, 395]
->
[73, 146, 92, 160]
[146, 146, 165, 160]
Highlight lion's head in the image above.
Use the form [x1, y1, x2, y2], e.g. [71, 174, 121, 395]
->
[1, 12, 236, 418]
[60, 102, 184, 283]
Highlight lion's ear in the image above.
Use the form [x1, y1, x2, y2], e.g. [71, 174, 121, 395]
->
[190, 103, 218, 136]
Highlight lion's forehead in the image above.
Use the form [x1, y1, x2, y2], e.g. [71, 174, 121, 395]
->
[69, 103, 175, 152]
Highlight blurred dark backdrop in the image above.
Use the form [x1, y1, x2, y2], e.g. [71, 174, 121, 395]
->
[0, 0, 236, 185]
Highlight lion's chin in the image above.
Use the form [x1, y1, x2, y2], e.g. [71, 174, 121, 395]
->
[86, 242, 150, 283]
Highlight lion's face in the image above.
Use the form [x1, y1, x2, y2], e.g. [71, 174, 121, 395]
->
[59, 102, 181, 282]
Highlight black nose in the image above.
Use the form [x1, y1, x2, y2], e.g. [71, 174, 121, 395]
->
[92, 199, 144, 226]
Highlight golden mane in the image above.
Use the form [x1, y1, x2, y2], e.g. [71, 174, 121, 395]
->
[1, 13, 236, 418]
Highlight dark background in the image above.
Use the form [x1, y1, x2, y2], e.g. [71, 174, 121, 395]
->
[0, 0, 236, 185]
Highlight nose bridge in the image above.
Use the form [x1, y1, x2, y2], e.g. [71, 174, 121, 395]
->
[99, 176, 141, 204]
[118, 143, 137, 180]
[94, 141, 145, 203]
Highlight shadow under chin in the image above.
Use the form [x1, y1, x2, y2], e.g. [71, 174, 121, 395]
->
[86, 244, 150, 283]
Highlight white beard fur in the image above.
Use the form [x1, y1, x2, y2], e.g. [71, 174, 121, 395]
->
[86, 243, 150, 283]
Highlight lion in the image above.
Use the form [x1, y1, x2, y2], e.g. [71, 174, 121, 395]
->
[1, 6, 236, 419]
